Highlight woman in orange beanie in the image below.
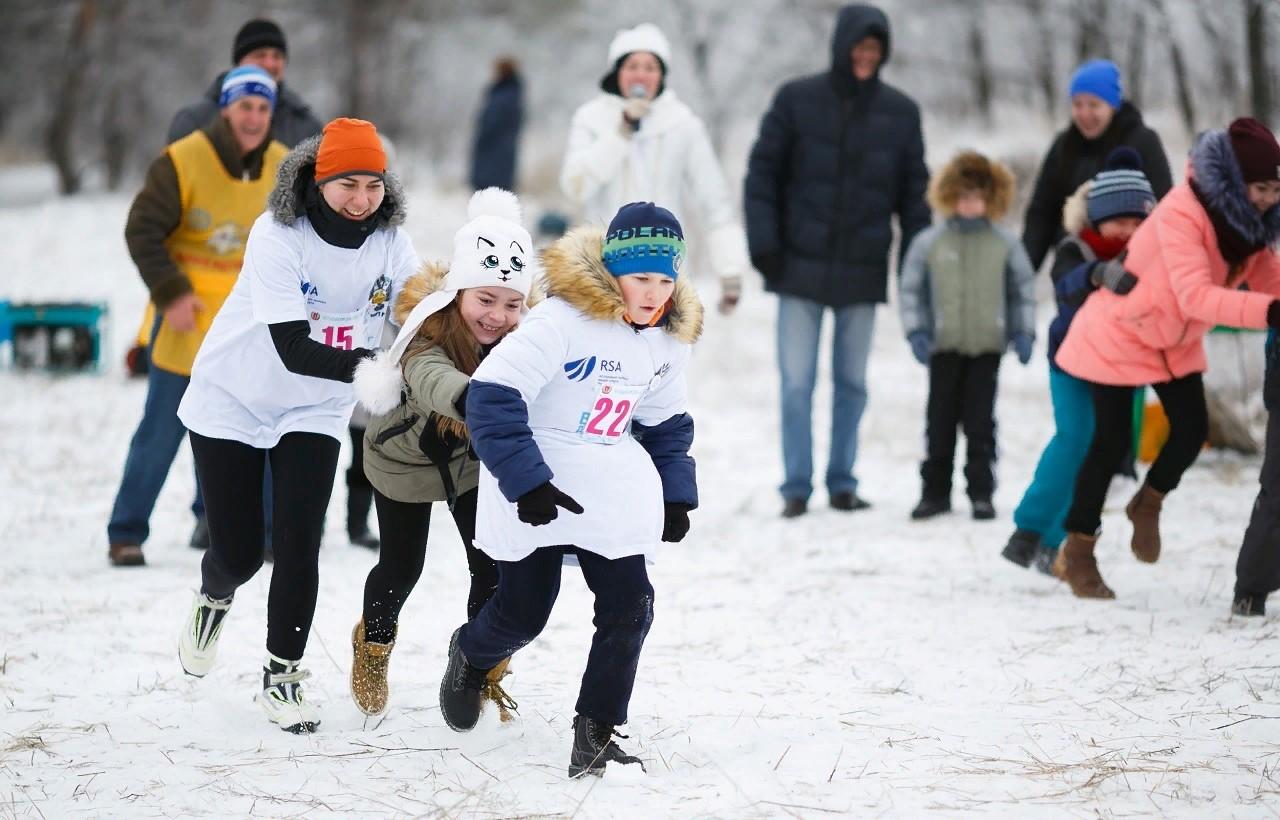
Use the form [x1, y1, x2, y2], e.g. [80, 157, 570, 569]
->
[175, 118, 423, 734]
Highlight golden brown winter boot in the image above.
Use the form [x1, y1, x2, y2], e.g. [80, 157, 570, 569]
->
[481, 657, 518, 722]
[1125, 483, 1165, 563]
[1052, 533, 1116, 599]
[349, 620, 395, 716]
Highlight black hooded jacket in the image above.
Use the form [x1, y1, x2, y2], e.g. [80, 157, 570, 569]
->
[1021, 102, 1172, 270]
[743, 4, 931, 307]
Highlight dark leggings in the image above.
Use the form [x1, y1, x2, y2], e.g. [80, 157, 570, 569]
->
[1064, 373, 1208, 535]
[191, 430, 340, 661]
[361, 488, 496, 644]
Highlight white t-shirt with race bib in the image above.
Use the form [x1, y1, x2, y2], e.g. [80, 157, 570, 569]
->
[471, 296, 692, 562]
[179, 211, 419, 448]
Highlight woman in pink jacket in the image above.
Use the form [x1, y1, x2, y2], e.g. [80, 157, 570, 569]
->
[1054, 118, 1280, 599]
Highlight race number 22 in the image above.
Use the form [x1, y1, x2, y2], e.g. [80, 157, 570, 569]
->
[584, 397, 633, 439]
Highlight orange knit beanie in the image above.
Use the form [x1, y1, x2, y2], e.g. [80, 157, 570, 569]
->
[314, 118, 386, 184]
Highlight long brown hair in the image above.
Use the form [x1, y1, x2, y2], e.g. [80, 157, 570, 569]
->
[399, 297, 506, 439]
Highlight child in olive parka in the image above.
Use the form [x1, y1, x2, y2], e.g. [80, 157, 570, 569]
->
[899, 151, 1037, 521]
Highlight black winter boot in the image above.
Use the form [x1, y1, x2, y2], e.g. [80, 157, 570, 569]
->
[910, 496, 951, 520]
[568, 714, 646, 778]
[1232, 588, 1268, 617]
[781, 497, 807, 519]
[347, 486, 379, 549]
[189, 517, 210, 550]
[438, 627, 491, 732]
[1001, 528, 1039, 567]
[830, 491, 871, 512]
[1032, 544, 1059, 576]
[970, 497, 996, 521]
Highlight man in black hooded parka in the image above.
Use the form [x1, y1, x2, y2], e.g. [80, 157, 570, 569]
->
[744, 3, 931, 518]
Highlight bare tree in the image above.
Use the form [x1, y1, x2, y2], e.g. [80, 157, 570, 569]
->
[1026, 0, 1058, 115]
[1126, 8, 1147, 110]
[1246, 0, 1272, 122]
[968, 13, 993, 126]
[1198, 4, 1241, 123]
[47, 0, 98, 195]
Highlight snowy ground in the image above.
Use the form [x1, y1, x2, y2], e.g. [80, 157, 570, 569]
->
[2, 178, 1279, 818]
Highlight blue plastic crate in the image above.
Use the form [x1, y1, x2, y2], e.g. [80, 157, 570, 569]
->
[0, 300, 109, 372]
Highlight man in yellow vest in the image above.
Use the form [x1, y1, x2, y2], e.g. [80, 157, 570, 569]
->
[107, 66, 288, 567]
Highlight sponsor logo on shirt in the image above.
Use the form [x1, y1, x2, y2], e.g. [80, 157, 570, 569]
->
[301, 280, 325, 305]
[206, 222, 245, 255]
[564, 356, 597, 382]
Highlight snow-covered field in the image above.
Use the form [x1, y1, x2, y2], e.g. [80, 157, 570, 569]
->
[2, 177, 1279, 818]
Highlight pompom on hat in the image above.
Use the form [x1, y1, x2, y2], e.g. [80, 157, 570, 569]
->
[315, 118, 387, 185]
[354, 188, 534, 414]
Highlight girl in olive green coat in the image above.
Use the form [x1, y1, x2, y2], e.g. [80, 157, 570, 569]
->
[348, 188, 534, 719]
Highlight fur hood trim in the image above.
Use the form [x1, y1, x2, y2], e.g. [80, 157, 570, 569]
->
[539, 226, 703, 345]
[1190, 129, 1280, 248]
[1062, 180, 1092, 235]
[268, 134, 407, 227]
[927, 151, 1016, 221]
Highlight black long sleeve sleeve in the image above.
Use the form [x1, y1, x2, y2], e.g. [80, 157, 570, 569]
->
[268, 320, 371, 382]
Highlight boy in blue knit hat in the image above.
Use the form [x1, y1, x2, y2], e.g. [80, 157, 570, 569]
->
[437, 202, 703, 778]
[1003, 147, 1156, 573]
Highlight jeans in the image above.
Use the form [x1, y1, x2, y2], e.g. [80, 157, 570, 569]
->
[106, 362, 204, 545]
[459, 547, 654, 726]
[776, 295, 876, 500]
[1013, 367, 1096, 549]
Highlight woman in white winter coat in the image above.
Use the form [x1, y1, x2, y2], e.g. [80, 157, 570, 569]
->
[560, 23, 749, 314]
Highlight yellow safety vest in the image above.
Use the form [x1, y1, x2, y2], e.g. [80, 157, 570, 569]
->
[150, 131, 286, 376]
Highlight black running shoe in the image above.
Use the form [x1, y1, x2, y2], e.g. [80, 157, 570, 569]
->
[439, 627, 490, 732]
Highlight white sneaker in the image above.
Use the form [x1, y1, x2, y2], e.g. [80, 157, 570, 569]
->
[178, 591, 233, 677]
[256, 654, 321, 734]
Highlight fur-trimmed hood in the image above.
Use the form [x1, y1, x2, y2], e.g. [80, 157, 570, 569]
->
[267, 134, 407, 227]
[1190, 128, 1280, 248]
[927, 151, 1015, 221]
[1062, 179, 1091, 235]
[539, 226, 704, 345]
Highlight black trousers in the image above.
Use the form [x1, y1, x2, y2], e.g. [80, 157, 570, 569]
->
[1238, 412, 1280, 597]
[458, 547, 654, 726]
[346, 425, 372, 492]
[921, 352, 1001, 499]
[191, 430, 340, 661]
[1064, 373, 1208, 535]
[361, 488, 497, 644]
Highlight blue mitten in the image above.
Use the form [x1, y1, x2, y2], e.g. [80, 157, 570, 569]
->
[907, 331, 932, 365]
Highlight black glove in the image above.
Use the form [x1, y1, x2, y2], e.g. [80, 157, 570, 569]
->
[516, 481, 584, 526]
[751, 252, 782, 282]
[453, 385, 469, 419]
[1090, 257, 1138, 295]
[661, 502, 692, 543]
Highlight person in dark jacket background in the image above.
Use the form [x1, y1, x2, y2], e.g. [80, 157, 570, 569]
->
[469, 58, 524, 191]
[168, 18, 324, 149]
[744, 3, 931, 518]
[1021, 59, 1172, 272]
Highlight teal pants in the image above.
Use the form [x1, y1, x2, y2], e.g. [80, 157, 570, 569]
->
[1013, 368, 1095, 549]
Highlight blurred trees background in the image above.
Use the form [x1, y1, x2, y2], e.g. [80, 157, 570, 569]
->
[2, 0, 1273, 195]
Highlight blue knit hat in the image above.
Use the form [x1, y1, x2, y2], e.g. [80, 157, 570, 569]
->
[1069, 59, 1122, 109]
[219, 66, 277, 109]
[602, 202, 686, 279]
[1087, 147, 1156, 226]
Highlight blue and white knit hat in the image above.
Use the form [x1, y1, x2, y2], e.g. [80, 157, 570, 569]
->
[219, 66, 277, 109]
[602, 202, 686, 279]
[1087, 147, 1156, 226]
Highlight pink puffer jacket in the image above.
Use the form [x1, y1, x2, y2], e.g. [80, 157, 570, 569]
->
[1057, 131, 1280, 386]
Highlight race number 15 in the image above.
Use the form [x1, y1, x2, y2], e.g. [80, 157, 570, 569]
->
[321, 325, 354, 350]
